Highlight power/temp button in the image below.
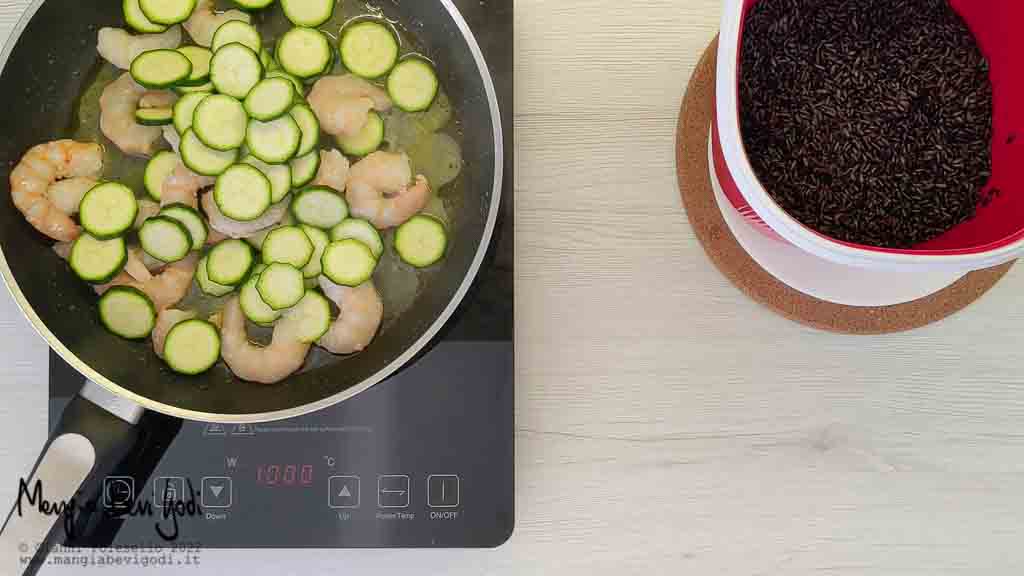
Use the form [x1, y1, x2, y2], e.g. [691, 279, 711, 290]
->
[427, 475, 460, 508]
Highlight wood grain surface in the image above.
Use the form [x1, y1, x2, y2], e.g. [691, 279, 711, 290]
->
[0, 1, 1023, 574]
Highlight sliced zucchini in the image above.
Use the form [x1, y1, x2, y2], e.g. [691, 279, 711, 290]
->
[387, 58, 439, 112]
[211, 20, 262, 54]
[130, 49, 193, 89]
[214, 164, 272, 221]
[289, 103, 320, 157]
[196, 255, 234, 296]
[267, 69, 303, 94]
[233, 0, 274, 9]
[321, 239, 377, 286]
[276, 27, 332, 79]
[210, 42, 263, 99]
[246, 114, 301, 164]
[261, 225, 313, 268]
[256, 262, 305, 309]
[337, 110, 383, 156]
[240, 265, 281, 324]
[283, 290, 331, 342]
[139, 0, 197, 25]
[289, 150, 320, 188]
[175, 81, 214, 95]
[144, 151, 179, 201]
[177, 46, 213, 85]
[339, 21, 399, 79]
[260, 47, 275, 70]
[159, 203, 208, 250]
[135, 107, 174, 126]
[395, 214, 447, 267]
[242, 155, 291, 203]
[281, 0, 334, 27]
[140, 216, 192, 263]
[124, 0, 168, 33]
[193, 94, 248, 151]
[180, 128, 238, 176]
[173, 92, 209, 135]
[291, 186, 348, 229]
[207, 238, 255, 285]
[99, 286, 156, 339]
[163, 319, 221, 375]
[331, 218, 383, 258]
[299, 224, 329, 278]
[245, 77, 296, 121]
[79, 182, 138, 239]
[69, 234, 127, 284]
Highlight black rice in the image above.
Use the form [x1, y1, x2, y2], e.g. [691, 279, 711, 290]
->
[739, 0, 993, 249]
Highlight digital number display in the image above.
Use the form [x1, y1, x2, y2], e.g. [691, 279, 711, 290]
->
[256, 464, 314, 487]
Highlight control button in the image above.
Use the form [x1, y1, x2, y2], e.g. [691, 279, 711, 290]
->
[427, 475, 460, 508]
[103, 477, 134, 511]
[231, 424, 255, 436]
[328, 476, 361, 509]
[153, 476, 184, 508]
[201, 477, 232, 508]
[378, 475, 410, 509]
[203, 423, 226, 436]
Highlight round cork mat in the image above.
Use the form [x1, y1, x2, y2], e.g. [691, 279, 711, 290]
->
[676, 36, 1014, 334]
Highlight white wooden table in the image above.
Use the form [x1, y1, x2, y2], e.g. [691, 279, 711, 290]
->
[2, 0, 1024, 573]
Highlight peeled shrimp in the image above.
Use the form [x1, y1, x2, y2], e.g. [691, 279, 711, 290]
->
[313, 149, 350, 191]
[101, 73, 172, 157]
[201, 191, 289, 238]
[163, 125, 181, 154]
[161, 162, 214, 208]
[97, 26, 182, 70]
[184, 0, 251, 47]
[307, 75, 392, 137]
[47, 177, 97, 215]
[10, 140, 103, 242]
[346, 152, 432, 229]
[125, 247, 153, 282]
[152, 309, 196, 358]
[95, 253, 198, 311]
[317, 278, 383, 355]
[220, 297, 311, 384]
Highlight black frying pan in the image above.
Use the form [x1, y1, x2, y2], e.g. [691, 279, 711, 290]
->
[0, 1, 502, 573]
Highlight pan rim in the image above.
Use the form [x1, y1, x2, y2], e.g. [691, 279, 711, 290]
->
[0, 0, 504, 424]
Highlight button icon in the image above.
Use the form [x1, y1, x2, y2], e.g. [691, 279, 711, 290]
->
[203, 423, 226, 436]
[153, 476, 184, 508]
[328, 476, 360, 509]
[103, 477, 135, 511]
[201, 477, 232, 508]
[378, 475, 410, 508]
[427, 475, 460, 508]
[231, 424, 255, 436]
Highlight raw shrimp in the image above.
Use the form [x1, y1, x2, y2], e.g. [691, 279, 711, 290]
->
[201, 192, 289, 238]
[161, 162, 214, 208]
[346, 152, 432, 229]
[97, 26, 182, 70]
[125, 247, 153, 282]
[219, 297, 311, 384]
[313, 149, 350, 190]
[184, 0, 251, 47]
[10, 140, 103, 242]
[95, 253, 198, 311]
[162, 126, 180, 154]
[47, 177, 97, 215]
[100, 73, 173, 157]
[317, 278, 383, 355]
[307, 75, 392, 137]
[152, 309, 196, 358]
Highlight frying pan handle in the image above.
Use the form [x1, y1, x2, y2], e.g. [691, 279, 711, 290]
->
[0, 381, 144, 576]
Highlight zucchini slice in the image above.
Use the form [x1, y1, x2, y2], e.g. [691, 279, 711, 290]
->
[180, 128, 238, 176]
[246, 114, 301, 164]
[339, 21, 399, 79]
[163, 319, 221, 375]
[242, 155, 292, 203]
[144, 150, 179, 200]
[283, 290, 332, 342]
[70, 234, 127, 284]
[175, 81, 214, 95]
[211, 20, 262, 54]
[130, 49, 193, 89]
[139, 0, 197, 25]
[210, 42, 263, 99]
[299, 224, 329, 278]
[173, 91, 209, 135]
[240, 265, 281, 324]
[245, 77, 296, 121]
[124, 0, 168, 33]
[281, 0, 334, 27]
[214, 164, 273, 221]
[177, 46, 213, 85]
[291, 186, 348, 229]
[207, 238, 255, 286]
[289, 103, 320, 157]
[193, 94, 248, 151]
[330, 218, 383, 258]
[196, 255, 235, 296]
[233, 0, 275, 9]
[266, 69, 304, 94]
[261, 225, 314, 268]
[79, 182, 138, 239]
[337, 110, 383, 156]
[276, 27, 332, 79]
[159, 203, 208, 250]
[135, 107, 174, 126]
[387, 58, 439, 112]
[395, 214, 447, 267]
[289, 150, 321, 188]
[140, 216, 193, 263]
[256, 262, 305, 310]
[99, 286, 156, 339]
[321, 239, 377, 287]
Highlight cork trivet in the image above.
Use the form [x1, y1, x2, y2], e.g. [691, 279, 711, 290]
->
[676, 36, 1014, 335]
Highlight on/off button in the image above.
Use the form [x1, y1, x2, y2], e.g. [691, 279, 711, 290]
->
[427, 475, 460, 508]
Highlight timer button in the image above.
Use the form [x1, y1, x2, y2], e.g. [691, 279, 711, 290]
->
[328, 476, 361, 509]
[201, 477, 233, 508]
